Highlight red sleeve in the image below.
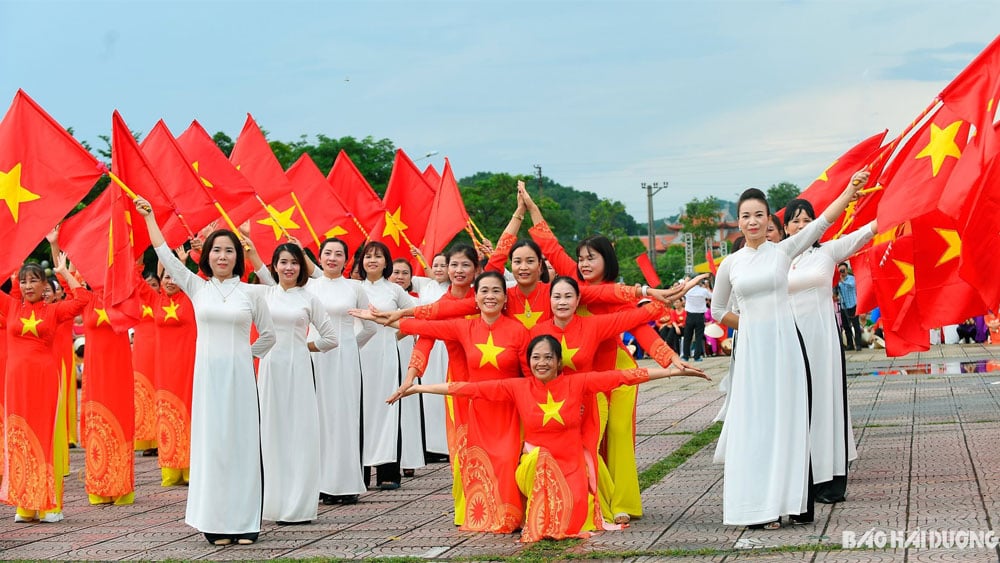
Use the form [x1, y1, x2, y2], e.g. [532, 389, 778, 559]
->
[55, 287, 91, 322]
[486, 232, 516, 273]
[528, 221, 578, 278]
[580, 368, 649, 394]
[408, 336, 433, 375]
[632, 323, 679, 367]
[399, 318, 463, 342]
[579, 282, 642, 305]
[448, 379, 517, 402]
[587, 302, 667, 342]
[414, 297, 477, 319]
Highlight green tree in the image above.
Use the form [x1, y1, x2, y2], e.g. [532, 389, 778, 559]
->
[212, 131, 234, 156]
[655, 245, 688, 288]
[766, 181, 800, 211]
[679, 196, 722, 259]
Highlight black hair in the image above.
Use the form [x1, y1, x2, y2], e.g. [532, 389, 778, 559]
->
[473, 270, 506, 292]
[575, 235, 619, 282]
[199, 230, 246, 278]
[783, 198, 820, 246]
[446, 243, 479, 268]
[737, 188, 770, 217]
[270, 243, 310, 287]
[549, 275, 579, 297]
[391, 258, 414, 292]
[769, 213, 787, 241]
[319, 237, 349, 257]
[732, 236, 746, 251]
[360, 241, 393, 280]
[18, 263, 47, 283]
[510, 239, 550, 284]
[526, 334, 562, 367]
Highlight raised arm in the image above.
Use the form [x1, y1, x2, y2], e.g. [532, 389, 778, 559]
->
[136, 197, 202, 296]
[824, 220, 876, 263]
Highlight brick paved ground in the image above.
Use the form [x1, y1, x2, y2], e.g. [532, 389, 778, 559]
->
[2, 344, 999, 561]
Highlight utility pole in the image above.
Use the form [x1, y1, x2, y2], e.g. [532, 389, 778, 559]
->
[533, 164, 543, 198]
[641, 181, 667, 265]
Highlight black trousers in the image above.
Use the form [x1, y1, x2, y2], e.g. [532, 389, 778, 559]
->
[682, 312, 706, 359]
[840, 306, 863, 350]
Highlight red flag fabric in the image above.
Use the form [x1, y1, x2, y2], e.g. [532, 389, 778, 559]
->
[421, 158, 470, 258]
[863, 224, 929, 356]
[705, 249, 718, 277]
[635, 252, 661, 288]
[370, 150, 437, 259]
[284, 153, 366, 255]
[140, 120, 219, 237]
[422, 164, 441, 188]
[938, 35, 1000, 132]
[910, 210, 986, 327]
[786, 130, 887, 223]
[0, 90, 103, 278]
[326, 150, 383, 240]
[175, 120, 260, 226]
[59, 185, 142, 331]
[229, 114, 293, 204]
[876, 104, 972, 229]
[958, 147, 1000, 309]
[109, 111, 192, 249]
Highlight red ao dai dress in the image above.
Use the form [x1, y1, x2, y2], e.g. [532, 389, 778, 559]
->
[153, 289, 196, 485]
[0, 286, 89, 513]
[400, 314, 529, 533]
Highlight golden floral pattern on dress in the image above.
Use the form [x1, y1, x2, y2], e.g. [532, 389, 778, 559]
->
[82, 401, 133, 497]
[522, 448, 574, 543]
[156, 390, 191, 468]
[133, 371, 157, 442]
[457, 430, 521, 533]
[2, 414, 55, 510]
[0, 400, 5, 478]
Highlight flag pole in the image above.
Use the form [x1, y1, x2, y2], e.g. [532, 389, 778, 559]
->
[253, 194, 294, 240]
[385, 214, 428, 269]
[468, 217, 488, 242]
[289, 191, 322, 248]
[106, 169, 196, 240]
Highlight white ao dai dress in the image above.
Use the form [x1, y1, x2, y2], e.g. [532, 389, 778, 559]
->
[412, 278, 450, 456]
[305, 273, 376, 497]
[787, 223, 873, 485]
[359, 278, 417, 467]
[154, 245, 276, 537]
[257, 278, 339, 522]
[710, 216, 831, 526]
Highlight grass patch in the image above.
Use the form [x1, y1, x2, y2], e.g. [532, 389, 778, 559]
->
[638, 421, 723, 491]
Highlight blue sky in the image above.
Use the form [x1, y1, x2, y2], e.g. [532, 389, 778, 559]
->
[2, 0, 998, 222]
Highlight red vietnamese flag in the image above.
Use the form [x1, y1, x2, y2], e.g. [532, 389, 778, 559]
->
[421, 158, 470, 258]
[786, 130, 886, 224]
[229, 114, 292, 203]
[285, 153, 366, 255]
[423, 164, 441, 188]
[0, 90, 103, 278]
[109, 111, 187, 248]
[958, 147, 1000, 308]
[371, 150, 437, 259]
[140, 120, 219, 237]
[864, 223, 929, 356]
[877, 104, 972, 229]
[59, 184, 142, 331]
[176, 120, 260, 226]
[910, 210, 986, 328]
[938, 35, 1000, 133]
[636, 252, 661, 287]
[327, 150, 384, 238]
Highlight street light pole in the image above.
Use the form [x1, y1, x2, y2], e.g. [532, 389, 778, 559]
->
[414, 150, 439, 162]
[641, 181, 667, 265]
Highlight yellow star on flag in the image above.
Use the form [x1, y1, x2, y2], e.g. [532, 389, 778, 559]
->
[537, 391, 565, 426]
[325, 225, 348, 238]
[815, 159, 838, 183]
[256, 205, 300, 239]
[141, 305, 154, 318]
[95, 308, 111, 326]
[475, 332, 506, 368]
[0, 163, 42, 222]
[382, 207, 408, 246]
[933, 228, 961, 266]
[915, 120, 964, 176]
[192, 161, 214, 188]
[162, 300, 180, 321]
[560, 336, 580, 370]
[575, 304, 592, 318]
[20, 310, 43, 336]
[892, 260, 915, 299]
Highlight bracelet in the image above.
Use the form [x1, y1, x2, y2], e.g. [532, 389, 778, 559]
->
[641, 285, 649, 297]
[512, 213, 524, 221]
